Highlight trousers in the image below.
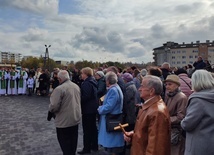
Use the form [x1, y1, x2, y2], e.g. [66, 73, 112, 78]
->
[56, 125, 78, 155]
[82, 114, 98, 151]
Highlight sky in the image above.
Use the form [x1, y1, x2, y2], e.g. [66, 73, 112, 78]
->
[0, 0, 214, 63]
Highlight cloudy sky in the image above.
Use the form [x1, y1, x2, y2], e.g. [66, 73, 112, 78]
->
[0, 0, 214, 63]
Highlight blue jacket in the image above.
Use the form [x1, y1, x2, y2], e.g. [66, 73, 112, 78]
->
[98, 84, 124, 148]
[81, 76, 98, 114]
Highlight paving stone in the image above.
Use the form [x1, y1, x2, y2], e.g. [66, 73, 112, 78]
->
[0, 95, 130, 155]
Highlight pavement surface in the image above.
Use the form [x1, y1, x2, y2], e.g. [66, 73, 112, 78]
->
[0, 95, 130, 155]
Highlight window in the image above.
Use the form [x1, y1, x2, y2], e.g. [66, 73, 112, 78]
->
[182, 61, 186, 64]
[182, 50, 186, 53]
[182, 56, 186, 59]
[208, 49, 214, 52]
[189, 55, 193, 58]
[177, 61, 180, 64]
[177, 51, 181, 53]
[172, 56, 175, 59]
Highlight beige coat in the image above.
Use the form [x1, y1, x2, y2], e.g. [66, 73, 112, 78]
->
[131, 96, 171, 155]
[49, 79, 81, 128]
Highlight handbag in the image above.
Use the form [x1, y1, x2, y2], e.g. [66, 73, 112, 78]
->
[171, 128, 181, 145]
[106, 113, 123, 132]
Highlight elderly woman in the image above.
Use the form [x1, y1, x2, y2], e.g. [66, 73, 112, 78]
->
[164, 74, 188, 155]
[98, 71, 124, 155]
[121, 73, 138, 131]
[175, 68, 192, 98]
[94, 71, 106, 100]
[78, 67, 98, 154]
[181, 70, 214, 155]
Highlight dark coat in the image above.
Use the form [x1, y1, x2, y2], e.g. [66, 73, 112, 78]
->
[39, 73, 49, 91]
[123, 81, 137, 125]
[161, 68, 171, 80]
[193, 60, 206, 70]
[97, 76, 106, 99]
[81, 76, 98, 114]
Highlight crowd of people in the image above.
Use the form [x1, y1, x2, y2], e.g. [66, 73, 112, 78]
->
[2, 56, 214, 155]
[48, 56, 213, 155]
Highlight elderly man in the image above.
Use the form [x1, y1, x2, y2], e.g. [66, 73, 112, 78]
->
[124, 75, 171, 155]
[49, 70, 81, 155]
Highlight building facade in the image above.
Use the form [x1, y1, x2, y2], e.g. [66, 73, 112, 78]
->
[153, 40, 214, 67]
[0, 51, 22, 64]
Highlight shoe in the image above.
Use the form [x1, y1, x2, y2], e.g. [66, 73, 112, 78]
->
[77, 150, 91, 154]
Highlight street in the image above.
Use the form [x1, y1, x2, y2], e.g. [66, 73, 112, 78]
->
[0, 95, 130, 155]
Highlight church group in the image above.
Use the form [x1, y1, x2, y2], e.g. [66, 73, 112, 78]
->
[48, 56, 214, 155]
[0, 67, 30, 96]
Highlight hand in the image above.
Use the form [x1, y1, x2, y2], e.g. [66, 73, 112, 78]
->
[124, 131, 134, 143]
[135, 103, 142, 108]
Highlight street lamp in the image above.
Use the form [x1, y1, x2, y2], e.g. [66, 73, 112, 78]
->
[44, 45, 51, 70]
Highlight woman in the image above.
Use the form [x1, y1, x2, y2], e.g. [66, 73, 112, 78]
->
[181, 70, 214, 155]
[98, 71, 124, 155]
[95, 71, 106, 100]
[175, 68, 193, 98]
[78, 67, 98, 154]
[121, 73, 138, 131]
[164, 74, 187, 155]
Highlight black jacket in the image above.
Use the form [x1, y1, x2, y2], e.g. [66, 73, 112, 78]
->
[81, 76, 98, 114]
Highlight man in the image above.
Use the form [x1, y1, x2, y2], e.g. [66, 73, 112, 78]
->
[17, 68, 28, 95]
[193, 56, 206, 71]
[161, 62, 171, 80]
[49, 70, 82, 155]
[124, 75, 171, 155]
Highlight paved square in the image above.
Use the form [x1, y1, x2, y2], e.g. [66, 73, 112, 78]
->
[0, 95, 130, 155]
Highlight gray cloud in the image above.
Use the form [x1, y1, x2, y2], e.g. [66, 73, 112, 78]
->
[0, 0, 58, 17]
[174, 2, 204, 14]
[0, 0, 213, 63]
[21, 28, 48, 42]
[127, 46, 146, 58]
[72, 27, 126, 53]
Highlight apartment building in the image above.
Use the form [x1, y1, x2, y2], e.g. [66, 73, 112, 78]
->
[153, 40, 214, 67]
[0, 51, 22, 64]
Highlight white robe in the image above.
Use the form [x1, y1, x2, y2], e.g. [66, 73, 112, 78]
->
[35, 72, 41, 88]
[7, 71, 17, 95]
[18, 71, 28, 94]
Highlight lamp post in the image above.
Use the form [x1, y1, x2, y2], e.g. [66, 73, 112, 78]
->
[44, 45, 51, 70]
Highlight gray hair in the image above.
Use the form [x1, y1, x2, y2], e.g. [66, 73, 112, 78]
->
[144, 75, 163, 95]
[191, 70, 214, 92]
[161, 62, 170, 69]
[58, 70, 69, 82]
[105, 71, 118, 85]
